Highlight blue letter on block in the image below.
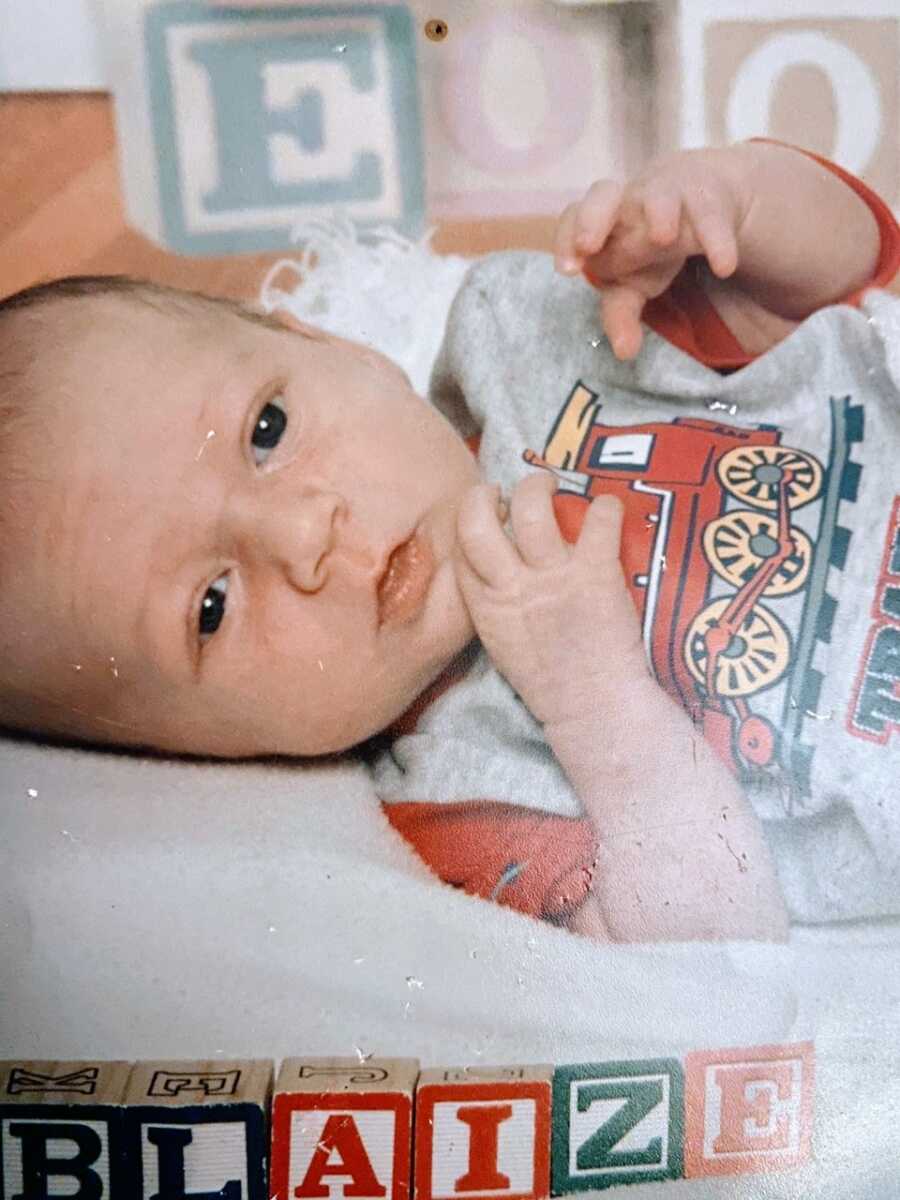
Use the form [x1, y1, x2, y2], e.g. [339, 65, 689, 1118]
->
[8, 1122, 104, 1199]
[147, 1127, 240, 1199]
[190, 33, 381, 214]
[145, 2, 425, 255]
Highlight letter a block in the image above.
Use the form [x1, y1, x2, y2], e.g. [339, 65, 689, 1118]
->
[684, 1042, 815, 1178]
[270, 1057, 418, 1200]
[551, 1059, 684, 1192]
[122, 1059, 273, 1198]
[0, 1060, 130, 1199]
[414, 1065, 552, 1200]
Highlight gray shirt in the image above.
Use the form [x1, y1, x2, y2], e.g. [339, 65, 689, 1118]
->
[375, 252, 900, 924]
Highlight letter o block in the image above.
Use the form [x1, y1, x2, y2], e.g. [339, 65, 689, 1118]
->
[414, 1066, 552, 1200]
[271, 1058, 418, 1200]
[655, 0, 900, 208]
[0, 1060, 130, 1200]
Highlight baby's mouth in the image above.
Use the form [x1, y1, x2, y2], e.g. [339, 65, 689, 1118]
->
[377, 531, 435, 627]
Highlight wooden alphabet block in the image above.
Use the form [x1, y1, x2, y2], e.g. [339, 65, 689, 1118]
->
[0, 1060, 130, 1200]
[414, 1065, 552, 1200]
[551, 1058, 684, 1192]
[684, 1042, 815, 1178]
[122, 1058, 273, 1199]
[98, 0, 425, 254]
[271, 1057, 418, 1200]
[655, 0, 900, 208]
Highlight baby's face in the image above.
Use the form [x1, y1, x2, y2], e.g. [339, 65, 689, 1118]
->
[11, 298, 480, 754]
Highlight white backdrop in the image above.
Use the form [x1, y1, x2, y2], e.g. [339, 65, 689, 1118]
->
[0, 0, 105, 89]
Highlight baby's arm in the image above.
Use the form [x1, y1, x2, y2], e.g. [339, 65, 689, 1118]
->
[557, 141, 881, 361]
[455, 474, 789, 944]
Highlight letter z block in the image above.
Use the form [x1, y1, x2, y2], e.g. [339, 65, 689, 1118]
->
[0, 1060, 130, 1200]
[551, 1059, 684, 1192]
[121, 1058, 273, 1199]
[415, 1065, 552, 1200]
[271, 1057, 418, 1200]
[684, 1042, 815, 1178]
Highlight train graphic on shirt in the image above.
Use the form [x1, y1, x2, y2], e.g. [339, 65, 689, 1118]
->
[528, 382, 863, 795]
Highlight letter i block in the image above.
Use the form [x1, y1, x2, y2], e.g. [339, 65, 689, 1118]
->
[551, 1059, 684, 1192]
[414, 1065, 552, 1200]
[270, 1057, 419, 1200]
[684, 1042, 815, 1178]
[121, 1059, 273, 1199]
[0, 1060, 130, 1199]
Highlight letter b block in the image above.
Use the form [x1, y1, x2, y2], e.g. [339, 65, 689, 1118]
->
[0, 1060, 130, 1199]
[414, 1065, 552, 1200]
[122, 1059, 273, 1199]
[270, 1057, 418, 1200]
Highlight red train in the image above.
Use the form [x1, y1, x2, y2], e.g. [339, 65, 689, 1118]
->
[528, 383, 823, 776]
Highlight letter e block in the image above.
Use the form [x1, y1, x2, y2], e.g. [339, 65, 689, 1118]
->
[684, 1041, 814, 1177]
[122, 1058, 273, 1198]
[415, 1065, 552, 1200]
[551, 1059, 684, 1192]
[271, 1057, 418, 1200]
[0, 1060, 130, 1200]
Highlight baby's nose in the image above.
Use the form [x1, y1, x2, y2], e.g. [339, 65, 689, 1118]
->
[259, 488, 349, 592]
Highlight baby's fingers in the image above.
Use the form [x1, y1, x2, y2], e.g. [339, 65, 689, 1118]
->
[556, 181, 626, 275]
[684, 187, 739, 278]
[456, 484, 518, 586]
[573, 179, 627, 257]
[641, 184, 683, 247]
[575, 493, 625, 571]
[510, 472, 569, 569]
[599, 284, 646, 361]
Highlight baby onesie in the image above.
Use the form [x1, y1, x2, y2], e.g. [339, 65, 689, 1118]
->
[375, 169, 900, 927]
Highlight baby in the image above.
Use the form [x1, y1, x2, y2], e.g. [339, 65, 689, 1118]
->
[2, 141, 898, 943]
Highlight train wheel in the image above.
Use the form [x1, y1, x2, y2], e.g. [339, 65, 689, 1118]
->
[703, 510, 812, 596]
[737, 715, 777, 767]
[685, 599, 791, 697]
[717, 445, 823, 511]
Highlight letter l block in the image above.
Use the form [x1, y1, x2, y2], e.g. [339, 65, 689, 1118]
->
[122, 1059, 273, 1199]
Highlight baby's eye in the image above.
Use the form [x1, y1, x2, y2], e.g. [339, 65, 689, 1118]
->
[199, 574, 228, 639]
[251, 395, 287, 465]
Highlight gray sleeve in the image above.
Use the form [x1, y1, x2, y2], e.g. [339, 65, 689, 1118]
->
[764, 805, 896, 923]
[428, 251, 562, 436]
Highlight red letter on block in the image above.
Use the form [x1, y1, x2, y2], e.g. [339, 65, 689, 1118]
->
[454, 1105, 513, 1191]
[296, 1114, 388, 1198]
[414, 1066, 552, 1200]
[684, 1043, 814, 1178]
[271, 1059, 417, 1200]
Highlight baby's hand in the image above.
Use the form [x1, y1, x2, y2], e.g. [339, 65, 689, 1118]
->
[555, 150, 742, 359]
[454, 474, 645, 728]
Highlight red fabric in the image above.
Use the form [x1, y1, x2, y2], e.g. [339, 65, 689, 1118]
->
[384, 801, 597, 921]
[638, 143, 900, 371]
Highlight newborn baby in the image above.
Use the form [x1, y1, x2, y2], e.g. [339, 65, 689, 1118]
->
[2, 140, 897, 941]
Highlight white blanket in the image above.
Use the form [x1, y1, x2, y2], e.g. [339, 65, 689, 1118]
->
[2, 229, 899, 1195]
